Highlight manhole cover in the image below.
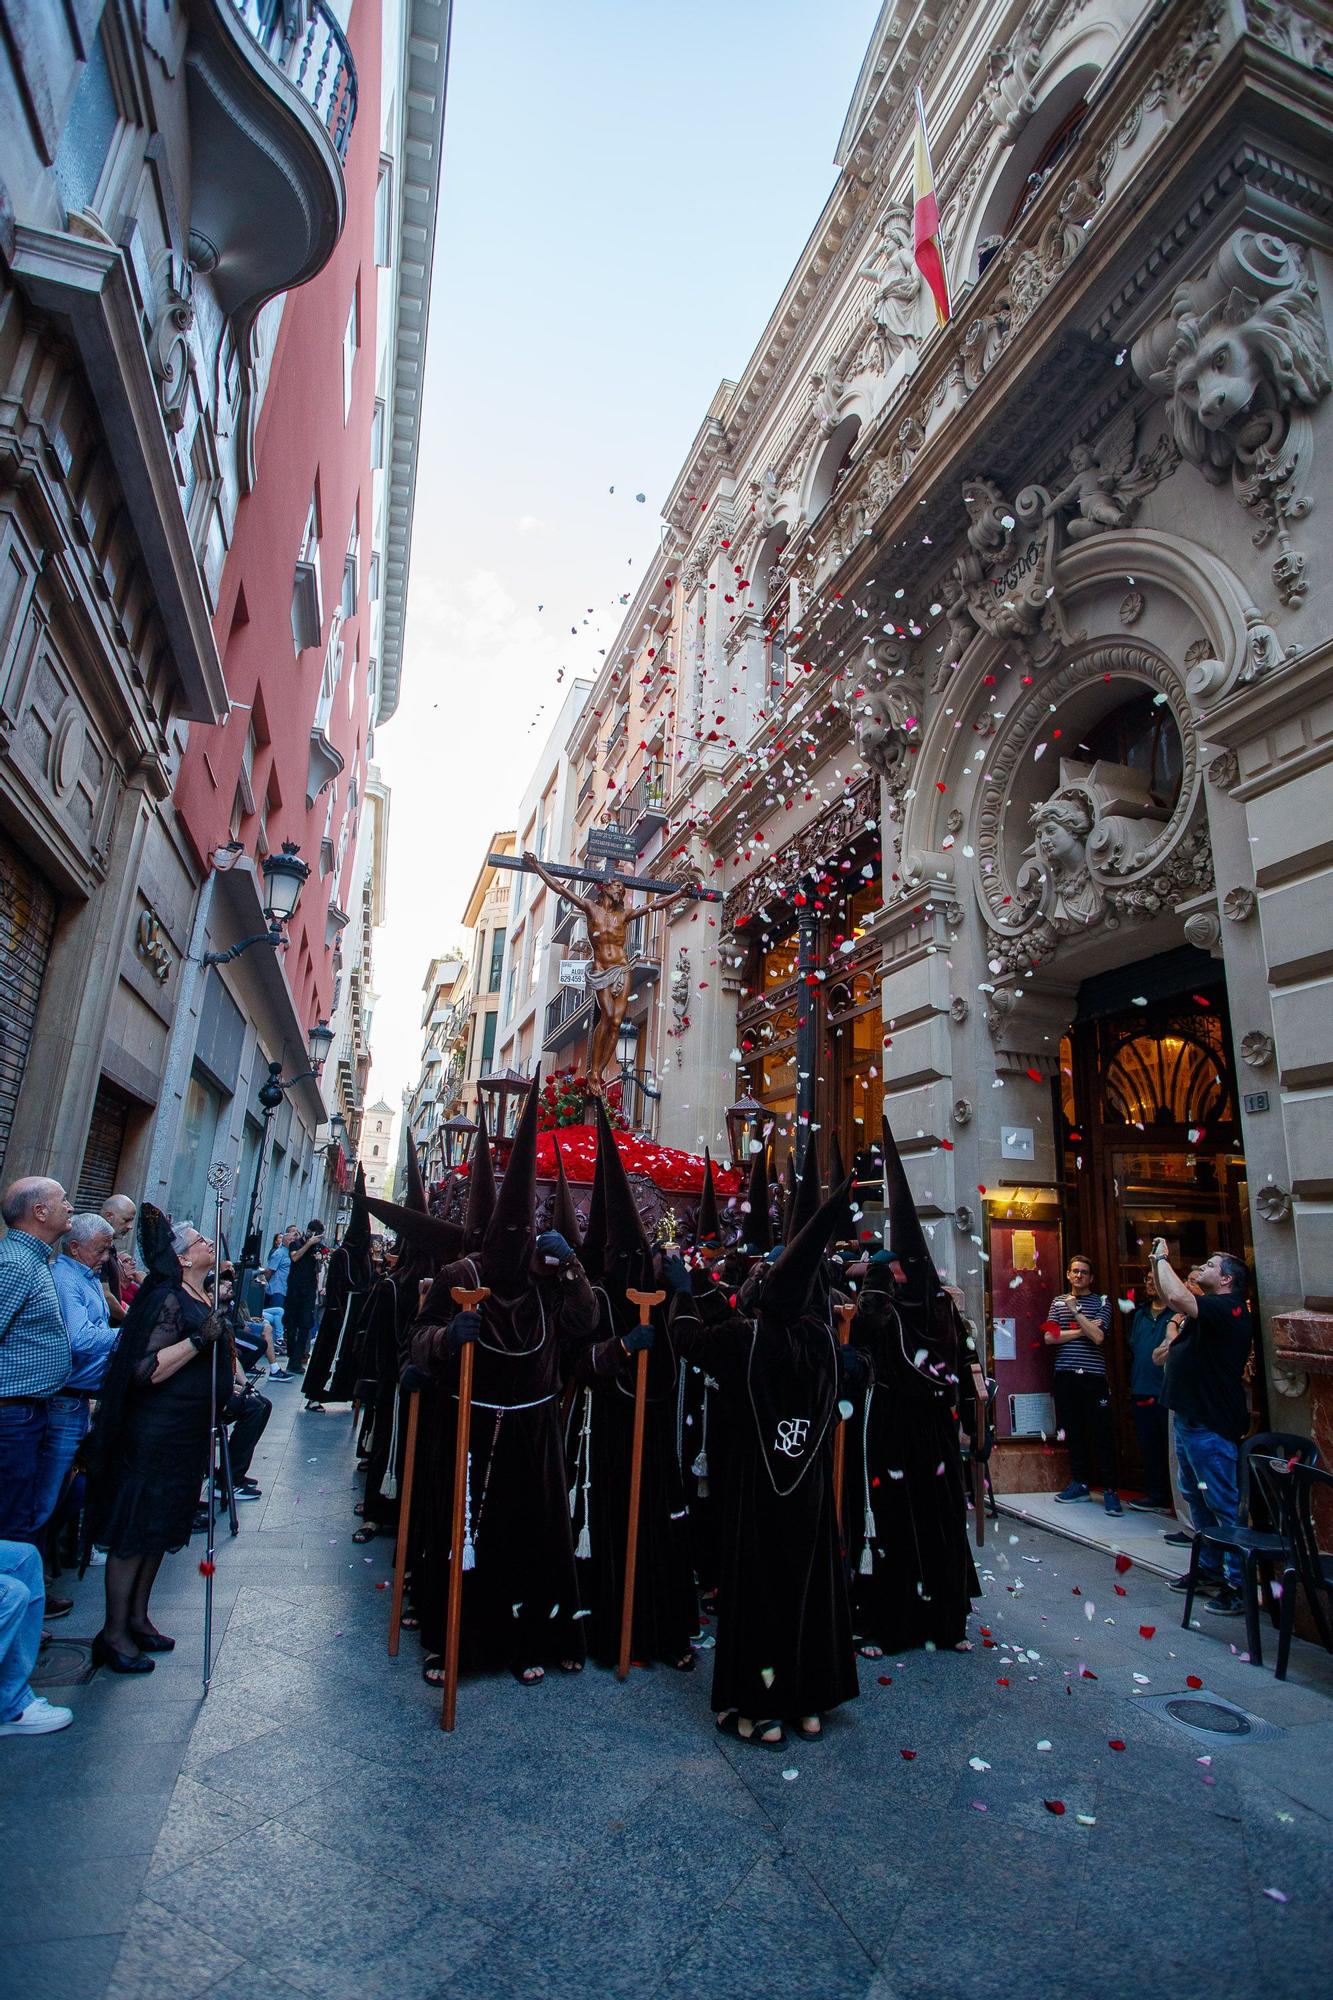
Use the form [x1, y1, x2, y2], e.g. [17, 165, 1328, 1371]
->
[32, 1638, 97, 1689]
[1139, 1688, 1286, 1746]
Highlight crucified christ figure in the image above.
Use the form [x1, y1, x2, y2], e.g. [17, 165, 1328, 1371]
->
[522, 853, 696, 1094]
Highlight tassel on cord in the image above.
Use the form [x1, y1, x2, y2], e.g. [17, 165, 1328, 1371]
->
[691, 1380, 711, 1497]
[381, 1383, 403, 1501]
[461, 1450, 476, 1571]
[858, 1385, 876, 1575]
[570, 1390, 593, 1560]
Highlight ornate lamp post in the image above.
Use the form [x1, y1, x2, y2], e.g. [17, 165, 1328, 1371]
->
[203, 841, 312, 966]
[725, 1093, 765, 1172]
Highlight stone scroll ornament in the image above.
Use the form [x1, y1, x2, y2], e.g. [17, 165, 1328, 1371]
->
[1131, 229, 1333, 607]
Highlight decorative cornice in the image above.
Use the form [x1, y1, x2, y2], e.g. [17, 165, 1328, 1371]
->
[378, 0, 453, 725]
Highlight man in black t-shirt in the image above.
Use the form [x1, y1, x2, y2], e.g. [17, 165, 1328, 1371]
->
[1151, 1241, 1253, 1617]
[283, 1220, 324, 1376]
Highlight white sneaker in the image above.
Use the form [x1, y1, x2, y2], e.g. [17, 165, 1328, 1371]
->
[0, 1695, 74, 1737]
[88, 1548, 107, 1567]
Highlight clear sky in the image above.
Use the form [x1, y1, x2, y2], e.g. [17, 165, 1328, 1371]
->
[368, 0, 881, 1107]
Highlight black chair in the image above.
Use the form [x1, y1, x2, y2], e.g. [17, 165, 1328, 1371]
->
[1273, 1460, 1333, 1682]
[1177, 1431, 1320, 1666]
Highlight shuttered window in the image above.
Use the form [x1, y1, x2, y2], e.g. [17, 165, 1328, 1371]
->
[0, 835, 58, 1181]
[75, 1078, 132, 1210]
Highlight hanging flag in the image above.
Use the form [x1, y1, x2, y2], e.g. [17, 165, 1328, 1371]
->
[913, 86, 951, 327]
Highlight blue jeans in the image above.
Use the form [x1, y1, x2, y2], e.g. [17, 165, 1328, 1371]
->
[0, 1538, 45, 1720]
[31, 1394, 90, 1538]
[0, 1400, 51, 1544]
[1173, 1417, 1241, 1589]
[262, 1304, 285, 1343]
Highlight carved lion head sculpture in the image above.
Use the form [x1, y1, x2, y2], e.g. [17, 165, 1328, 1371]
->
[1150, 280, 1331, 481]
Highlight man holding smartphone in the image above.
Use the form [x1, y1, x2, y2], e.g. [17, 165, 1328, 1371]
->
[284, 1220, 324, 1380]
[1151, 1240, 1253, 1618]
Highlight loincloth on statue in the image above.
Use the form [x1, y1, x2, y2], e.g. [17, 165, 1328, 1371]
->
[586, 963, 629, 997]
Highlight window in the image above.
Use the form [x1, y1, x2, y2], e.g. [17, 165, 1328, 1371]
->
[372, 1143, 379, 1157]
[371, 397, 386, 469]
[53, 30, 120, 215]
[343, 280, 360, 421]
[489, 927, 506, 993]
[375, 155, 394, 267]
[480, 1009, 497, 1076]
[292, 488, 323, 651]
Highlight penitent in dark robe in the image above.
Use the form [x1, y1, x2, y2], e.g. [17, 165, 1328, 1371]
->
[355, 1201, 462, 1535]
[566, 1099, 698, 1671]
[406, 1073, 599, 1684]
[842, 1115, 980, 1653]
[301, 1167, 375, 1403]
[668, 1167, 861, 1735]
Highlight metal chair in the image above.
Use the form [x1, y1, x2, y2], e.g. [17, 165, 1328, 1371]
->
[1272, 1460, 1333, 1682]
[1177, 1431, 1320, 1666]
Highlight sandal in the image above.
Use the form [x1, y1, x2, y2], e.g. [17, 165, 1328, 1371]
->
[512, 1664, 545, 1685]
[715, 1711, 786, 1750]
[399, 1611, 420, 1631]
[354, 1502, 366, 1517]
[670, 1651, 697, 1672]
[557, 1659, 583, 1674]
[857, 1643, 884, 1660]
[351, 1525, 377, 1544]
[796, 1716, 823, 1738]
[421, 1654, 444, 1686]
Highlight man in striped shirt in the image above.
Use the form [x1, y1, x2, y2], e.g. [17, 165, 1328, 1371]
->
[1044, 1252, 1122, 1516]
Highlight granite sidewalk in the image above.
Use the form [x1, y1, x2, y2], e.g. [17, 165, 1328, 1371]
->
[4, 1383, 1332, 2000]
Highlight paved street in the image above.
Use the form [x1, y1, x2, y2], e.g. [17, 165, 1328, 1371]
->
[6, 1384, 1331, 2000]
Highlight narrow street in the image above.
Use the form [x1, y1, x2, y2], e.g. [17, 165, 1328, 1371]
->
[7, 1383, 1331, 2000]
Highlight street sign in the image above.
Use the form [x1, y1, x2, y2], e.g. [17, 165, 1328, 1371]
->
[585, 826, 638, 862]
[559, 959, 588, 989]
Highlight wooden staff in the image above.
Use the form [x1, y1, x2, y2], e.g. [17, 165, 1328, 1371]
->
[617, 1286, 666, 1681]
[832, 1302, 857, 1538]
[387, 1389, 421, 1659]
[442, 1284, 490, 1733]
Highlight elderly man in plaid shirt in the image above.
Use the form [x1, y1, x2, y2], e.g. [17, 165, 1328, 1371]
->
[0, 1177, 76, 1550]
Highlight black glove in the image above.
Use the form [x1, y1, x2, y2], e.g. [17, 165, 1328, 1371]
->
[622, 1321, 655, 1354]
[837, 1344, 870, 1390]
[448, 1310, 481, 1353]
[536, 1230, 574, 1268]
[400, 1363, 430, 1394]
[662, 1253, 693, 1297]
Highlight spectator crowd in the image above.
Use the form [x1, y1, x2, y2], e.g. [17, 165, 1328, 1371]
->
[0, 1175, 331, 1741]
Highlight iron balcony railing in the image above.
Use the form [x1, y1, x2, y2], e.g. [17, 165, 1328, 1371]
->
[230, 0, 358, 161]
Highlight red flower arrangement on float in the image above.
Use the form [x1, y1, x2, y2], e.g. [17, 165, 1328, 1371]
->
[537, 1067, 629, 1133]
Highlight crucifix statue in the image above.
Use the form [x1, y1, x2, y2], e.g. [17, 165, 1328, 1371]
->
[520, 849, 700, 1092]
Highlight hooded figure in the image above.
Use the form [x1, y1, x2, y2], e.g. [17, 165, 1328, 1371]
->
[839, 1115, 979, 1655]
[781, 1151, 799, 1242]
[694, 1149, 721, 1252]
[550, 1139, 583, 1251]
[742, 1143, 774, 1257]
[407, 1073, 599, 1687]
[462, 1097, 497, 1250]
[669, 1177, 861, 1746]
[302, 1168, 378, 1405]
[566, 1098, 698, 1669]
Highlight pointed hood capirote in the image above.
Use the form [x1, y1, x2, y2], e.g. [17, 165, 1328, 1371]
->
[695, 1147, 721, 1247]
[550, 1138, 583, 1251]
[880, 1113, 942, 1297]
[786, 1136, 822, 1245]
[479, 1071, 540, 1290]
[463, 1095, 497, 1250]
[403, 1132, 429, 1214]
[580, 1109, 608, 1282]
[742, 1142, 773, 1254]
[341, 1165, 374, 1284]
[759, 1174, 854, 1324]
[363, 1196, 464, 1264]
[782, 1150, 798, 1240]
[592, 1092, 653, 1301]
[825, 1132, 855, 1247]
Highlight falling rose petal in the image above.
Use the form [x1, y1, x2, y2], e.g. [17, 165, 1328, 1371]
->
[1043, 1799, 1066, 1815]
[969, 1756, 991, 1771]
[1036, 1739, 1052, 1751]
[1186, 1674, 1204, 1689]
[1133, 1673, 1150, 1685]
[1108, 1739, 1126, 1752]
[878, 1674, 893, 1685]
[971, 1800, 989, 1811]
[996, 1677, 1010, 1686]
[1139, 1626, 1156, 1640]
[1115, 1554, 1133, 1574]
[900, 1749, 917, 1760]
[782, 1767, 800, 1782]
[1262, 1888, 1289, 1904]
[1114, 1584, 1127, 1596]
[1076, 1813, 1097, 1826]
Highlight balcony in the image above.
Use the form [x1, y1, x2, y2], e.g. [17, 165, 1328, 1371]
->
[575, 769, 597, 822]
[551, 895, 582, 946]
[543, 981, 594, 1053]
[603, 710, 629, 758]
[616, 764, 668, 853]
[186, 1, 355, 331]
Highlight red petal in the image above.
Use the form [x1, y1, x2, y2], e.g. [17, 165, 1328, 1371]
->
[1043, 1799, 1066, 1815]
[1115, 1554, 1133, 1574]
[1186, 1674, 1203, 1689]
[1114, 1584, 1126, 1596]
[878, 1674, 892, 1685]
[1108, 1739, 1126, 1752]
[900, 1749, 917, 1760]
[1139, 1625, 1156, 1640]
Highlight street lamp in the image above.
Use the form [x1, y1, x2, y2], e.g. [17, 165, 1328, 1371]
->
[203, 840, 311, 966]
[725, 1093, 764, 1171]
[305, 1018, 335, 1072]
[441, 1113, 477, 1170]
